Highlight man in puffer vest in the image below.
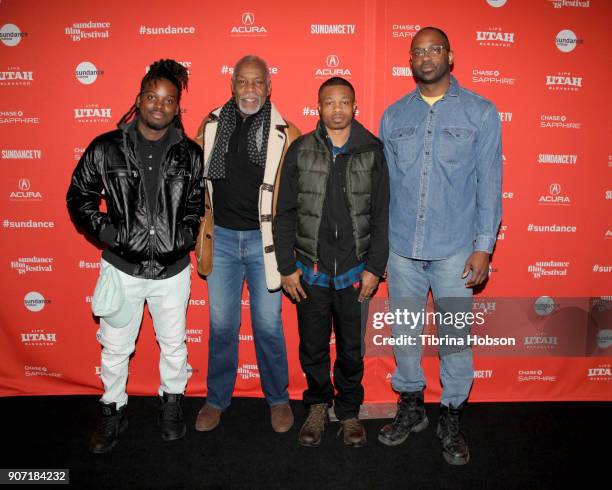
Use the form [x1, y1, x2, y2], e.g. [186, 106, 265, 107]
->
[274, 77, 389, 447]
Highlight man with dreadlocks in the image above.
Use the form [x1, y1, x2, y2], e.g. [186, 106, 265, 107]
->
[67, 59, 204, 453]
[193, 55, 300, 433]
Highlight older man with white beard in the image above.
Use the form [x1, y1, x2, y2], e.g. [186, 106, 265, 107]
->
[193, 55, 300, 433]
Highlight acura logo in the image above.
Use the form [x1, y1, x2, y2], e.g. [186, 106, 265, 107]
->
[18, 178, 30, 191]
[326, 55, 340, 68]
[242, 12, 255, 25]
[549, 183, 561, 195]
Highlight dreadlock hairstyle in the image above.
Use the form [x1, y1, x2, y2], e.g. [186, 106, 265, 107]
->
[117, 59, 189, 131]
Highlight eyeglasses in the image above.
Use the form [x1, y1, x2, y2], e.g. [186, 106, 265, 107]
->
[410, 45, 448, 58]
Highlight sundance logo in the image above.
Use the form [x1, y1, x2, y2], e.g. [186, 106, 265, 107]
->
[74, 105, 112, 123]
[11, 256, 53, 275]
[476, 28, 515, 47]
[534, 296, 559, 316]
[556, 29, 583, 53]
[315, 55, 351, 79]
[538, 183, 571, 206]
[231, 12, 267, 37]
[0, 24, 28, 47]
[546, 73, 582, 91]
[75, 61, 103, 85]
[24, 291, 51, 312]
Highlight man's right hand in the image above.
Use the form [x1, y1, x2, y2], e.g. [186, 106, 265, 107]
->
[281, 269, 307, 302]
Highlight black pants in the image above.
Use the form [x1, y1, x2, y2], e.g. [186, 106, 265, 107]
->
[296, 280, 366, 420]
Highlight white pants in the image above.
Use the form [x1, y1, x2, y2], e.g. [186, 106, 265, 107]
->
[97, 260, 191, 408]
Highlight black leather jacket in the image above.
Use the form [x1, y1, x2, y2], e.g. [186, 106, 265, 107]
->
[67, 121, 204, 279]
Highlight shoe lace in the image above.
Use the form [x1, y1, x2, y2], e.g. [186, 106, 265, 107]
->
[445, 412, 465, 446]
[304, 404, 327, 431]
[342, 418, 361, 432]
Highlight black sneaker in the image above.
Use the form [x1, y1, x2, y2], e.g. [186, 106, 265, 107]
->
[378, 391, 428, 447]
[89, 402, 128, 454]
[437, 403, 470, 465]
[159, 392, 186, 441]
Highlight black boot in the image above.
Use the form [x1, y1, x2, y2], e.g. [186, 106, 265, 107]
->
[159, 392, 186, 441]
[89, 402, 128, 454]
[378, 391, 428, 446]
[437, 403, 470, 465]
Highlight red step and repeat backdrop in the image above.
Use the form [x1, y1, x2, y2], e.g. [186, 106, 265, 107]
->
[1, 0, 610, 402]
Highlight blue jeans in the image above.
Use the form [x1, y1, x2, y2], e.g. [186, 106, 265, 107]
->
[387, 246, 474, 407]
[206, 225, 289, 410]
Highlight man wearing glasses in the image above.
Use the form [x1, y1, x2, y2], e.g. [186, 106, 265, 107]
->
[377, 27, 502, 465]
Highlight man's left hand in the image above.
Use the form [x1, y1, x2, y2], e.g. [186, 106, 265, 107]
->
[359, 270, 380, 302]
[462, 251, 490, 287]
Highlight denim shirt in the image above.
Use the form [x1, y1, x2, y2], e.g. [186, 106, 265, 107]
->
[380, 76, 502, 260]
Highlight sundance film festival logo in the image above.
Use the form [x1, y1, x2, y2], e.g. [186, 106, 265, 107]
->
[310, 23, 356, 35]
[392, 66, 413, 77]
[538, 153, 577, 165]
[24, 291, 51, 312]
[65, 21, 110, 41]
[75, 61, 103, 85]
[0, 66, 33, 86]
[472, 68, 515, 86]
[528, 260, 570, 279]
[587, 364, 612, 381]
[0, 24, 28, 47]
[538, 183, 571, 206]
[391, 24, 420, 39]
[546, 72, 582, 92]
[230, 12, 267, 37]
[476, 28, 515, 48]
[11, 256, 53, 275]
[21, 329, 57, 346]
[2, 148, 41, 160]
[186, 328, 203, 344]
[556, 29, 583, 53]
[597, 330, 612, 349]
[315, 55, 352, 79]
[74, 104, 111, 123]
[9, 178, 42, 201]
[0, 110, 39, 125]
[540, 114, 581, 129]
[237, 363, 260, 380]
[497, 224, 508, 241]
[549, 0, 590, 9]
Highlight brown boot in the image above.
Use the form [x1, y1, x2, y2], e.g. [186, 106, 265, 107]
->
[298, 403, 328, 447]
[339, 417, 366, 447]
[271, 403, 294, 433]
[195, 403, 221, 432]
